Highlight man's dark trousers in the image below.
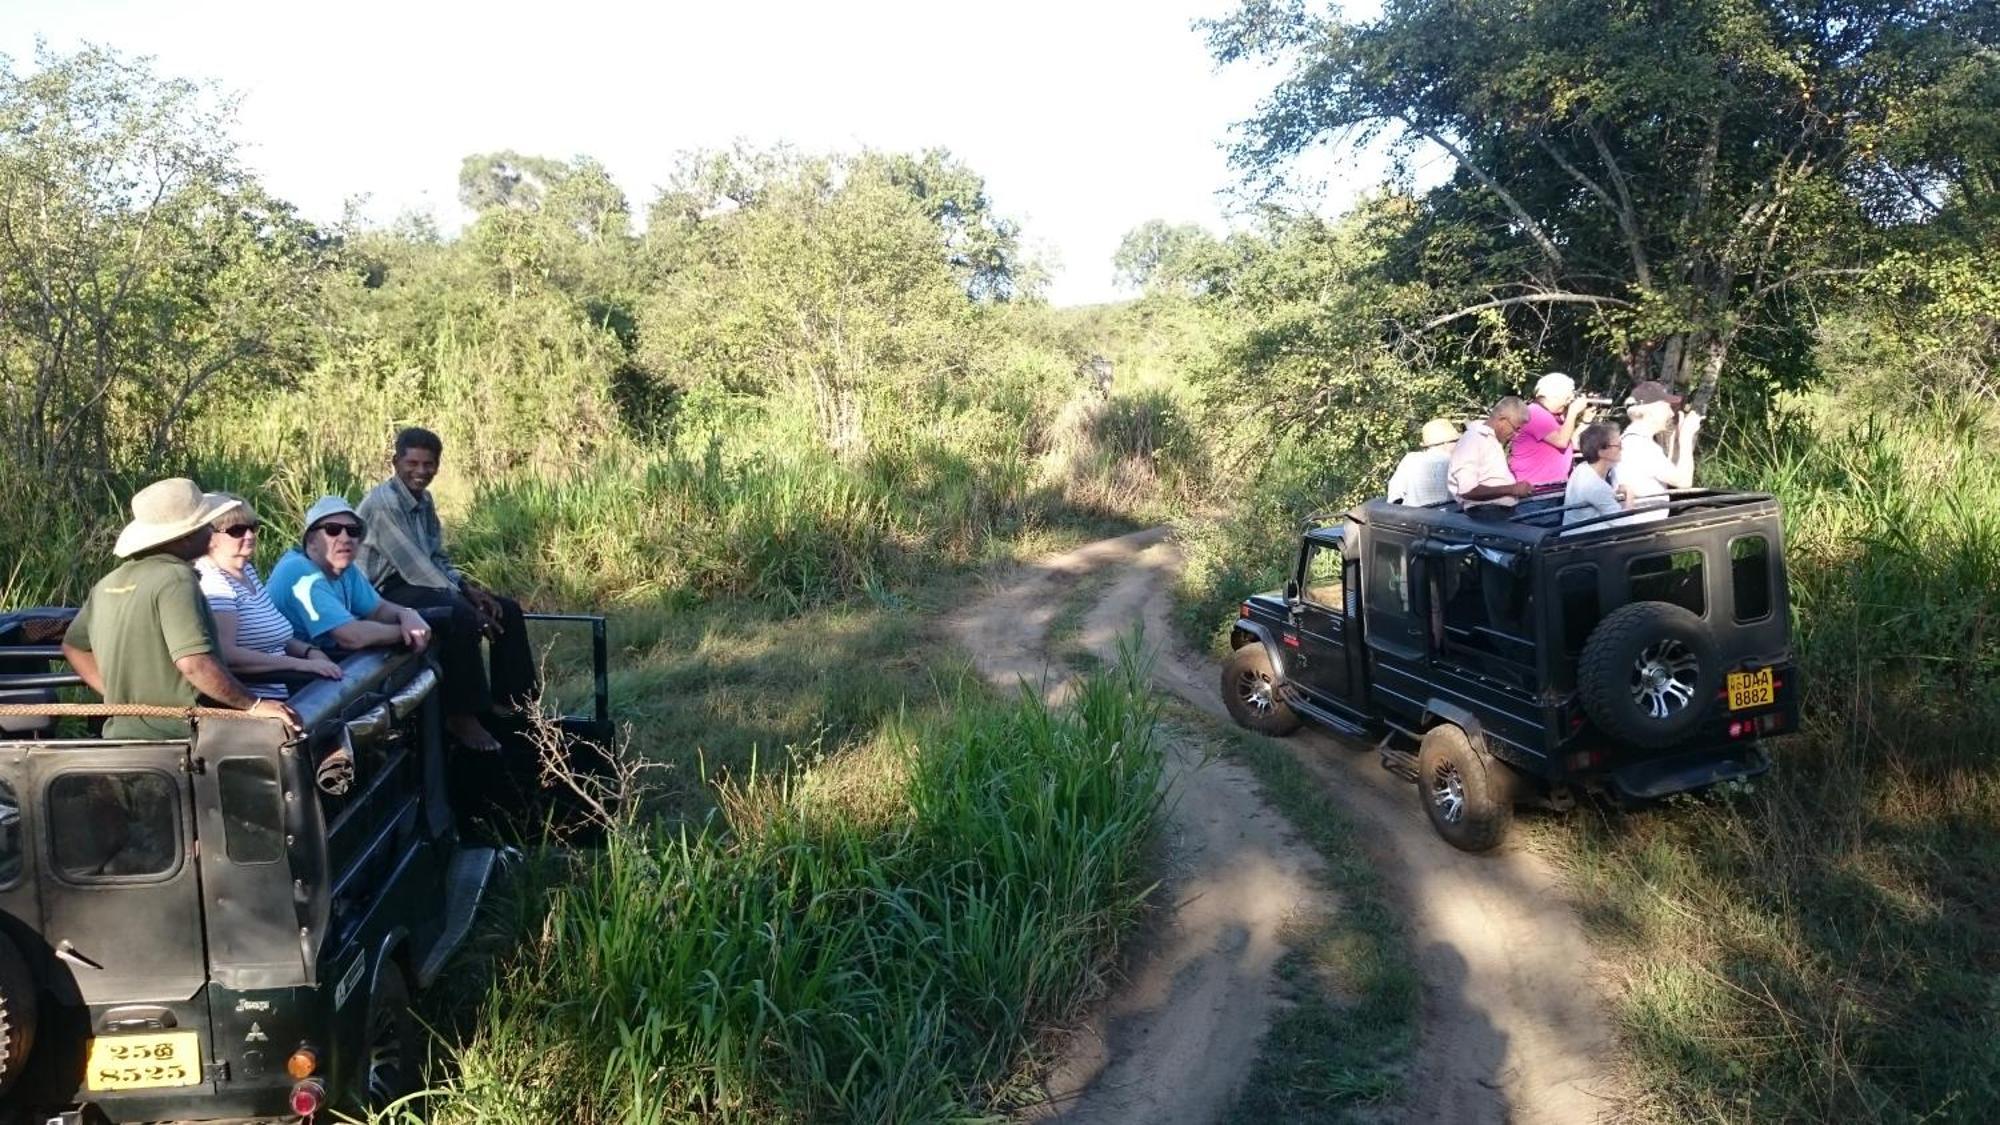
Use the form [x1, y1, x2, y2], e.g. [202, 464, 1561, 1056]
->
[379, 581, 540, 714]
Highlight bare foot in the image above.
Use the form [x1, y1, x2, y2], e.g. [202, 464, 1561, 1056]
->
[446, 714, 502, 753]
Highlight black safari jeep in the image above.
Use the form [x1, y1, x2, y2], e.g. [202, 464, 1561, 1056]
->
[1223, 490, 1798, 851]
[0, 608, 611, 1123]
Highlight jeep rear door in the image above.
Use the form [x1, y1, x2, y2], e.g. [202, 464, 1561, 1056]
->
[23, 742, 209, 1031]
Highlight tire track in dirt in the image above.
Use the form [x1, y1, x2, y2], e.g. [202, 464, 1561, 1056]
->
[953, 526, 1623, 1124]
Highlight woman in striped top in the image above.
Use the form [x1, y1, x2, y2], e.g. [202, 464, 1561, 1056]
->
[197, 495, 345, 698]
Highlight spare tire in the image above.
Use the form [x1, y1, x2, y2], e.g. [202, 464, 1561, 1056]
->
[1578, 601, 1721, 749]
[0, 931, 37, 1098]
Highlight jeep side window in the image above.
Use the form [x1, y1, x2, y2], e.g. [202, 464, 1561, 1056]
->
[49, 771, 180, 881]
[218, 757, 284, 864]
[1302, 543, 1343, 608]
[1629, 549, 1707, 617]
[1557, 565, 1601, 655]
[1730, 536, 1772, 623]
[1437, 550, 1535, 665]
[0, 779, 19, 887]
[1365, 538, 1424, 653]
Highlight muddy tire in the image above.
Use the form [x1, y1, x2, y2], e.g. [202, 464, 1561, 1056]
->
[0, 932, 36, 1098]
[359, 960, 418, 1111]
[1578, 601, 1721, 749]
[1221, 643, 1300, 736]
[1417, 725, 1513, 852]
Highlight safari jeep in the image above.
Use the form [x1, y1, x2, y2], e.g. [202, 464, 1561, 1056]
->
[1223, 490, 1799, 851]
[0, 607, 611, 1123]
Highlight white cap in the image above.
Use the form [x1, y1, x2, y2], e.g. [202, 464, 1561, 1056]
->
[1534, 371, 1575, 401]
[301, 495, 360, 540]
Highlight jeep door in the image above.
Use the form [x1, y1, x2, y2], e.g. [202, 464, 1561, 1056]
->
[1289, 536, 1359, 706]
[18, 742, 210, 1098]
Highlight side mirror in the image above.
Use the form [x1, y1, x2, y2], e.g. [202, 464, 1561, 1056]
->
[1284, 579, 1301, 603]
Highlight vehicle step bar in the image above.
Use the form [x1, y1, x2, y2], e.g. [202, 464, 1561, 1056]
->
[1282, 689, 1371, 740]
[417, 846, 498, 989]
[1378, 735, 1419, 782]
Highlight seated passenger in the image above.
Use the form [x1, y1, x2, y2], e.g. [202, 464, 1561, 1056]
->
[1447, 397, 1535, 514]
[60, 478, 301, 738]
[1386, 418, 1460, 506]
[270, 496, 501, 752]
[196, 494, 344, 698]
[1562, 423, 1633, 531]
[357, 427, 539, 714]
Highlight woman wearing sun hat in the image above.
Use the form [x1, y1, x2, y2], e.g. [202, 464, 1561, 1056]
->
[59, 478, 301, 739]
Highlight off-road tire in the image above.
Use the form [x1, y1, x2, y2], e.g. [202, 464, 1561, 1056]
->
[359, 960, 418, 1111]
[1221, 643, 1301, 736]
[0, 931, 37, 1097]
[1578, 601, 1722, 749]
[1417, 725, 1513, 852]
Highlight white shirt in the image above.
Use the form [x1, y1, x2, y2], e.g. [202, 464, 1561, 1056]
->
[1387, 449, 1451, 506]
[1562, 463, 1624, 531]
[1611, 428, 1675, 523]
[1447, 422, 1519, 507]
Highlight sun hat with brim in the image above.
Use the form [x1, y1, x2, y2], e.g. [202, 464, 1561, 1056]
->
[301, 495, 362, 542]
[112, 478, 233, 558]
[1420, 418, 1463, 449]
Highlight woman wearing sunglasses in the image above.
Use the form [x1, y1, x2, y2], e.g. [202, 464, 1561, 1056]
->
[195, 494, 345, 698]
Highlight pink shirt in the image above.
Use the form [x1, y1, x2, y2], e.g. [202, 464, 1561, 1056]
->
[1447, 422, 1519, 507]
[1508, 402, 1571, 486]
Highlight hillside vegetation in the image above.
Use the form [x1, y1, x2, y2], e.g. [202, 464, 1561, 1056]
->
[4, 0, 1998, 1118]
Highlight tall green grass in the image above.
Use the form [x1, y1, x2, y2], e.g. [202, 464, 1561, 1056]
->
[1553, 398, 2000, 1122]
[409, 655, 1166, 1123]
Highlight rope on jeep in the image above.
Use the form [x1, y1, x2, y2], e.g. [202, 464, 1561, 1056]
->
[0, 702, 283, 721]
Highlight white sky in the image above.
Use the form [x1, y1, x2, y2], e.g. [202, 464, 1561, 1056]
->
[4, 0, 1392, 305]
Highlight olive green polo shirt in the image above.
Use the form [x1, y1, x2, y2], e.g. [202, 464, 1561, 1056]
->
[65, 554, 219, 739]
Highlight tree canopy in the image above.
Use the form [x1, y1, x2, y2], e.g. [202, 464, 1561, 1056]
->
[1208, 0, 2000, 408]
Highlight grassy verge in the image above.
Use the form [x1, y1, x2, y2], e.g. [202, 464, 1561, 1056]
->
[401, 657, 1166, 1123]
[1168, 710, 1417, 1122]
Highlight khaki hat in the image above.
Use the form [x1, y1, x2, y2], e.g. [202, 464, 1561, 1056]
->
[1420, 418, 1463, 449]
[112, 478, 232, 558]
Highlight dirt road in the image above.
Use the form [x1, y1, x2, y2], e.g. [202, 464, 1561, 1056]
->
[953, 527, 1620, 1124]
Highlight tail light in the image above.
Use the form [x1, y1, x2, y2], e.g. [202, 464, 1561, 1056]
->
[286, 1045, 319, 1080]
[290, 1078, 326, 1117]
[1239, 603, 1250, 618]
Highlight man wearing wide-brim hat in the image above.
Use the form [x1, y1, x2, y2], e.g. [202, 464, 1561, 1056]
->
[1386, 416, 1463, 506]
[61, 478, 301, 739]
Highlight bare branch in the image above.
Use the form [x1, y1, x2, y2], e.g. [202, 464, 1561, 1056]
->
[1402, 117, 1566, 272]
[1421, 292, 1634, 330]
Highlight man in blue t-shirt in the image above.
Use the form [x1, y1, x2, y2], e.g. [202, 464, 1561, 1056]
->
[271, 496, 500, 751]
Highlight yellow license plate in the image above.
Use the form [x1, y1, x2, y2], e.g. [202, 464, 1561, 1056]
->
[1727, 668, 1776, 711]
[85, 1030, 201, 1091]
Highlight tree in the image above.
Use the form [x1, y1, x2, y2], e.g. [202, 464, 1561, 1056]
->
[1208, 0, 2000, 409]
[0, 45, 331, 488]
[636, 149, 978, 457]
[1113, 220, 1223, 296]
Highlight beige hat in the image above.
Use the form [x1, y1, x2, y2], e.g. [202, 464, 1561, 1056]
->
[113, 478, 233, 558]
[1420, 418, 1463, 449]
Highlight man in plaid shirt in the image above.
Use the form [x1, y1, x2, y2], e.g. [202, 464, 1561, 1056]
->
[357, 428, 539, 737]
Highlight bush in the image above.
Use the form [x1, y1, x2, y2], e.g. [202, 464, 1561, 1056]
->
[414, 656, 1166, 1123]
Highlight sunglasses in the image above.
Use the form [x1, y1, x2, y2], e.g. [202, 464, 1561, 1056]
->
[317, 522, 366, 541]
[220, 524, 260, 539]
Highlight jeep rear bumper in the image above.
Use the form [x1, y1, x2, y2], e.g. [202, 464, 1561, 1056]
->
[1606, 744, 1772, 801]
